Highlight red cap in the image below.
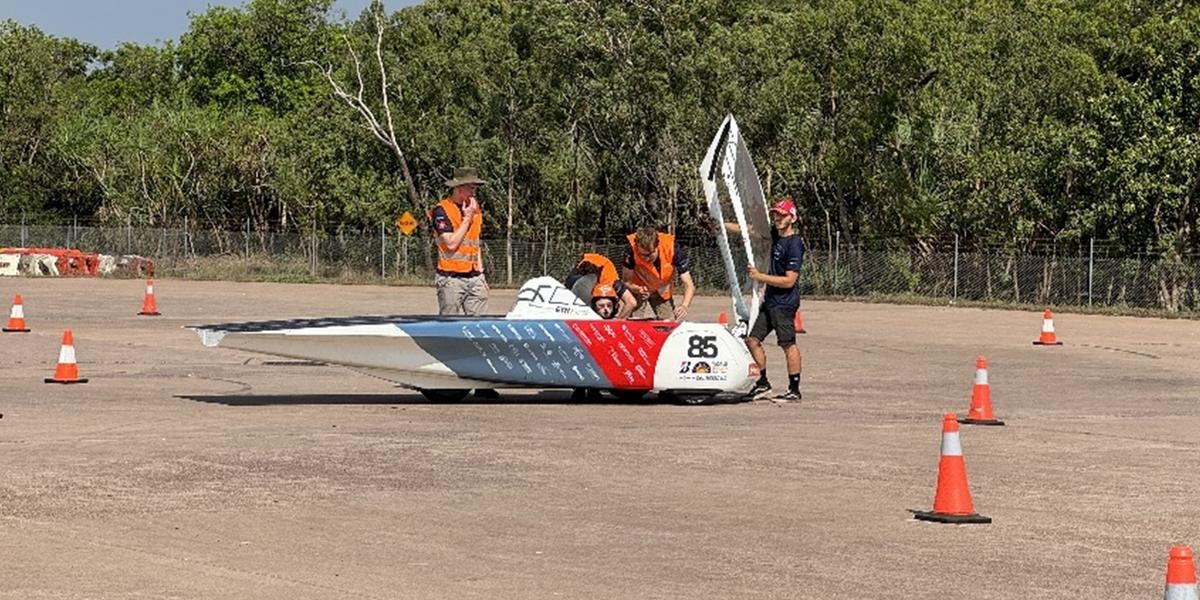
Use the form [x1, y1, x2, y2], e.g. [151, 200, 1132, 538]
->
[770, 198, 796, 218]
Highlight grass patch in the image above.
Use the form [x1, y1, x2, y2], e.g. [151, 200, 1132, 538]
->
[157, 255, 434, 287]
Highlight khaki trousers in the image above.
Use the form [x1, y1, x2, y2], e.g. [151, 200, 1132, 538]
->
[436, 273, 489, 316]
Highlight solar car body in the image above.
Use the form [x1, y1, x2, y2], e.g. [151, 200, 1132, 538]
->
[190, 277, 757, 403]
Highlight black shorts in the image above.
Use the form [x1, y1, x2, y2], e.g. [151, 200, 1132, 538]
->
[748, 305, 797, 347]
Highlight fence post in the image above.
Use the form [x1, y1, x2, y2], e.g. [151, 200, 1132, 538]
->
[953, 233, 959, 301]
[380, 222, 386, 279]
[20, 212, 26, 247]
[73, 215, 78, 247]
[402, 235, 409, 277]
[127, 214, 133, 254]
[310, 223, 318, 276]
[244, 218, 250, 259]
[184, 215, 190, 258]
[506, 235, 513, 287]
[1088, 237, 1094, 307]
[833, 230, 840, 294]
[542, 224, 549, 276]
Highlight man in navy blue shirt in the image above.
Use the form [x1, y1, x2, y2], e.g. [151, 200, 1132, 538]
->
[745, 198, 805, 402]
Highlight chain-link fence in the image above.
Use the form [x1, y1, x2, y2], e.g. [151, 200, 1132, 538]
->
[4, 220, 1200, 313]
[793, 237, 1200, 313]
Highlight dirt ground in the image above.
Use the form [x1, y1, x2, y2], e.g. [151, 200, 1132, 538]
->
[2, 278, 1199, 599]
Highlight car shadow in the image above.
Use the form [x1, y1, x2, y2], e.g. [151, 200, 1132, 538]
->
[175, 390, 747, 407]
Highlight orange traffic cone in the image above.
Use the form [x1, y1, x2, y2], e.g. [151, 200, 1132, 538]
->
[138, 279, 161, 316]
[1165, 546, 1198, 600]
[44, 330, 88, 384]
[910, 413, 991, 524]
[959, 356, 1005, 426]
[718, 311, 729, 325]
[795, 308, 807, 334]
[2, 294, 30, 332]
[1032, 308, 1062, 346]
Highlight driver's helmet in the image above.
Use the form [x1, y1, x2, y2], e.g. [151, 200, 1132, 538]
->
[590, 283, 620, 319]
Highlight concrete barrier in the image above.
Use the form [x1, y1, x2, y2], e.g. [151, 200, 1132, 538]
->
[0, 253, 20, 277]
[19, 254, 59, 277]
[98, 254, 117, 276]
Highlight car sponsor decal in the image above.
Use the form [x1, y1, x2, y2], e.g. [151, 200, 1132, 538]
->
[677, 357, 731, 383]
[395, 320, 611, 387]
[566, 321, 676, 390]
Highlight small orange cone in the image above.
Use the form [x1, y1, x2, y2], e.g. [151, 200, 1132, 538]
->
[718, 311, 728, 325]
[44, 330, 88, 384]
[910, 413, 991, 524]
[795, 308, 807, 334]
[2, 294, 31, 332]
[959, 356, 1005, 426]
[1165, 546, 1198, 600]
[138, 279, 161, 316]
[1032, 308, 1062, 346]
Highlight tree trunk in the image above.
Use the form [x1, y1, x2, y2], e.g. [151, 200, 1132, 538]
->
[506, 142, 515, 286]
[570, 119, 579, 208]
[667, 181, 677, 234]
[392, 146, 421, 209]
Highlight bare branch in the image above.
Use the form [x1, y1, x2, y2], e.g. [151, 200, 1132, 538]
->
[307, 15, 421, 208]
[305, 58, 392, 148]
[375, 9, 400, 152]
[342, 33, 367, 104]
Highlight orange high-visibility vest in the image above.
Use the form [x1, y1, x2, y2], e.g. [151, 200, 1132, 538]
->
[429, 198, 482, 274]
[578, 253, 620, 286]
[626, 232, 676, 299]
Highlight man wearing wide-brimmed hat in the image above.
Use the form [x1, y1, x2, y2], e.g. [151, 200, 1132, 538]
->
[428, 167, 489, 315]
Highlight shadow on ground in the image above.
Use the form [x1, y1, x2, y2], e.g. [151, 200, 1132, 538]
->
[175, 390, 748, 407]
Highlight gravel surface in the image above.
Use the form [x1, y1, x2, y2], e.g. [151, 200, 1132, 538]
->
[1, 278, 1198, 599]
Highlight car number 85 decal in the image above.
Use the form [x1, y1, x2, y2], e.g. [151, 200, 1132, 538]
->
[686, 335, 719, 358]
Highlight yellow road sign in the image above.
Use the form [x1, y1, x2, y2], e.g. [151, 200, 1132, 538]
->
[395, 211, 418, 236]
